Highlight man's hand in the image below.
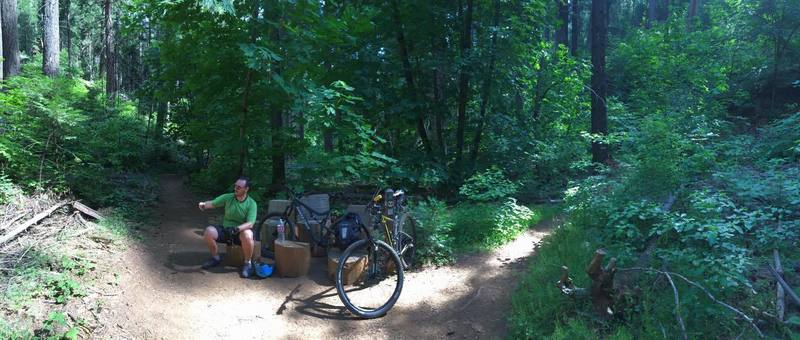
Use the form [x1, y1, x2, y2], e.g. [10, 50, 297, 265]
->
[198, 201, 206, 211]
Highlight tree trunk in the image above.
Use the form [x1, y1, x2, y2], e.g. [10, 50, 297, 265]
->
[270, 3, 286, 191]
[65, 0, 71, 71]
[2, 0, 20, 78]
[555, 0, 569, 48]
[647, 0, 668, 27]
[590, 0, 609, 164]
[0, 7, 3, 81]
[42, 0, 59, 76]
[570, 0, 579, 56]
[104, 0, 116, 97]
[237, 0, 261, 177]
[687, 0, 698, 19]
[389, 0, 434, 158]
[454, 0, 474, 171]
[431, 10, 449, 161]
[271, 108, 285, 189]
[155, 102, 166, 139]
[470, 0, 500, 168]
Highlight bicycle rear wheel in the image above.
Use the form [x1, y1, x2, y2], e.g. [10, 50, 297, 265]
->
[397, 213, 417, 269]
[335, 239, 404, 319]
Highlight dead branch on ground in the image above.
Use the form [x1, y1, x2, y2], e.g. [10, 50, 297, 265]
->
[0, 201, 71, 245]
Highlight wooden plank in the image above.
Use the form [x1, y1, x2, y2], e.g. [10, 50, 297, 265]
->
[73, 201, 104, 220]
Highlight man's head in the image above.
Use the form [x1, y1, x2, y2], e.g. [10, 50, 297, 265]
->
[234, 176, 250, 198]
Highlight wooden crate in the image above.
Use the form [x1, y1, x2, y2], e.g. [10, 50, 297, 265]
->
[327, 249, 368, 285]
[275, 240, 310, 277]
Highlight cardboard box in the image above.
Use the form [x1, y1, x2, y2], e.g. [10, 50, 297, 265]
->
[224, 240, 261, 267]
[327, 249, 368, 285]
[275, 240, 310, 277]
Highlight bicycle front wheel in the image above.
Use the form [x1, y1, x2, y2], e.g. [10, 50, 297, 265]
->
[335, 239, 404, 319]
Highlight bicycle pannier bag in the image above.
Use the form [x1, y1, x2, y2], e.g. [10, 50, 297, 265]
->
[336, 213, 362, 250]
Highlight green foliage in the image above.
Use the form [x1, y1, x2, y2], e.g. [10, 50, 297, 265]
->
[0, 319, 33, 340]
[509, 223, 601, 338]
[0, 59, 159, 219]
[458, 166, 519, 202]
[37, 312, 79, 340]
[451, 199, 539, 250]
[0, 174, 23, 204]
[547, 319, 597, 339]
[45, 274, 85, 304]
[760, 112, 800, 159]
[410, 198, 455, 266]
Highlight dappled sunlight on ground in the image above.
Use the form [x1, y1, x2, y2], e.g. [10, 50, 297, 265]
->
[93, 175, 554, 339]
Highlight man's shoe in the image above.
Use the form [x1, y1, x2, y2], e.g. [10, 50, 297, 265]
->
[240, 262, 253, 278]
[202, 257, 221, 269]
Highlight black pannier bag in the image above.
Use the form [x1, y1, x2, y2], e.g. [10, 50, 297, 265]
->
[336, 212, 363, 250]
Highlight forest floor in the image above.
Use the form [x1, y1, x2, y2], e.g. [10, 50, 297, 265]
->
[91, 174, 554, 339]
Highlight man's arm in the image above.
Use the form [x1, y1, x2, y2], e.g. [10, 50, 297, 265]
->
[198, 201, 215, 211]
[234, 222, 254, 233]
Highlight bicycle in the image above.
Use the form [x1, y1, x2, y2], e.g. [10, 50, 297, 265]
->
[256, 186, 337, 257]
[334, 188, 417, 318]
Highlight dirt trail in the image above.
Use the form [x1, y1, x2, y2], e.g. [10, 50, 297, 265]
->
[94, 174, 551, 339]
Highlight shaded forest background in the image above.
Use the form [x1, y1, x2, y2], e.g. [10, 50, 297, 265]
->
[1, 0, 799, 337]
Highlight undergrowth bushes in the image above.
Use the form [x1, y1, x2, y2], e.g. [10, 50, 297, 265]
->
[411, 196, 558, 265]
[0, 59, 163, 214]
[509, 110, 800, 338]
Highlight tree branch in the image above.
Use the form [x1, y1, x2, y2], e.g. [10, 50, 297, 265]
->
[618, 267, 764, 338]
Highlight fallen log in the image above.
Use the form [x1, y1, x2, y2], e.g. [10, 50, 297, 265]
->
[0, 201, 71, 246]
[768, 264, 800, 309]
[1, 211, 28, 231]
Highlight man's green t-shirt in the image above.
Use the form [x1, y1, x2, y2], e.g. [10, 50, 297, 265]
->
[211, 193, 257, 228]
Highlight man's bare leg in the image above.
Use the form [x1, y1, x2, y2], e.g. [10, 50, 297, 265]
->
[239, 229, 254, 263]
[204, 226, 219, 257]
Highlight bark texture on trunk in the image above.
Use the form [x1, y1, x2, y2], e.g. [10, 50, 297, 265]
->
[455, 0, 474, 169]
[469, 0, 500, 168]
[43, 0, 60, 76]
[104, 0, 116, 96]
[2, 0, 21, 78]
[390, 0, 434, 158]
[556, 0, 569, 48]
[590, 0, 609, 164]
[570, 0, 579, 56]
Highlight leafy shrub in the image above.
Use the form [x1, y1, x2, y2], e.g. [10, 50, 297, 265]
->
[0, 60, 158, 215]
[0, 173, 22, 204]
[45, 274, 84, 304]
[410, 198, 455, 266]
[35, 312, 79, 340]
[459, 166, 519, 202]
[451, 199, 538, 249]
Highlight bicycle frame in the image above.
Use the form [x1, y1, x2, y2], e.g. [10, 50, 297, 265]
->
[281, 189, 336, 247]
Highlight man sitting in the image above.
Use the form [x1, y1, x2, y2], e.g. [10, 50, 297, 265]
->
[198, 176, 258, 278]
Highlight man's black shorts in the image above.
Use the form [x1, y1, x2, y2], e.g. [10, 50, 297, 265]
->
[212, 225, 241, 245]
